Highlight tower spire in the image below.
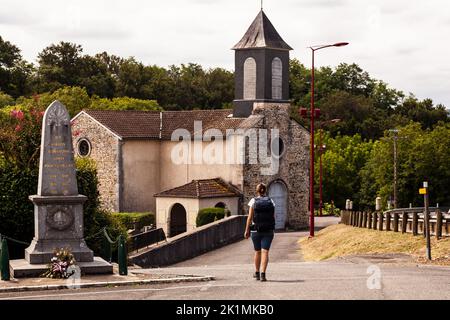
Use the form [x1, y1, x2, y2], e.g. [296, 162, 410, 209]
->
[261, 0, 263, 11]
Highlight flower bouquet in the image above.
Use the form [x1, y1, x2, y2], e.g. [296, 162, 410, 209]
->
[42, 247, 77, 279]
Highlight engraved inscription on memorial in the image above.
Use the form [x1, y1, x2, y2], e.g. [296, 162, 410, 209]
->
[38, 101, 78, 196]
[46, 206, 74, 231]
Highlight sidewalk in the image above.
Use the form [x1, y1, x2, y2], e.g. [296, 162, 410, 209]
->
[0, 265, 214, 293]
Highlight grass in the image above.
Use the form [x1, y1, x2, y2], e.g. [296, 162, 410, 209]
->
[299, 224, 450, 265]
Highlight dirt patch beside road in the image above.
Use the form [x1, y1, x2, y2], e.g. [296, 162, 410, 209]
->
[299, 224, 450, 266]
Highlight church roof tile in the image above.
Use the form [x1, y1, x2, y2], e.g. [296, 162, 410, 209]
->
[81, 109, 248, 140]
[154, 178, 242, 199]
[232, 10, 292, 51]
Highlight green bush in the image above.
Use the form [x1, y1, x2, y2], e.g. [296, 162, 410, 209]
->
[111, 212, 155, 231]
[0, 91, 14, 108]
[76, 158, 128, 255]
[196, 208, 226, 227]
[0, 164, 37, 258]
[314, 203, 341, 217]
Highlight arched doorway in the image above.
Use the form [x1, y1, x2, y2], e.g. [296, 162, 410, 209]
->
[215, 202, 226, 209]
[169, 203, 187, 237]
[268, 181, 287, 230]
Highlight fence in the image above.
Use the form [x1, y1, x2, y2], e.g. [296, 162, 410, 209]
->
[128, 228, 166, 253]
[341, 208, 450, 238]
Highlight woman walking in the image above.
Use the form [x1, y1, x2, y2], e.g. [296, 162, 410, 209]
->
[244, 183, 275, 282]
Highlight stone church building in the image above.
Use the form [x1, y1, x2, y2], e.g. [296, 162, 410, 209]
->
[71, 10, 310, 237]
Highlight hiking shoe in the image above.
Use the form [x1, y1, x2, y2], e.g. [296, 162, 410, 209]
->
[254, 272, 260, 280]
[260, 273, 267, 282]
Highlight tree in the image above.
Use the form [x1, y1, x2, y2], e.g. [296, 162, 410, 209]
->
[317, 132, 374, 210]
[90, 96, 160, 111]
[0, 36, 34, 98]
[359, 123, 450, 210]
[0, 91, 14, 108]
[204, 68, 234, 109]
[37, 41, 84, 91]
[394, 94, 449, 129]
[16, 86, 91, 117]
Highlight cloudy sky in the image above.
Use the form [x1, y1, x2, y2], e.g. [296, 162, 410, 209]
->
[1, 0, 449, 107]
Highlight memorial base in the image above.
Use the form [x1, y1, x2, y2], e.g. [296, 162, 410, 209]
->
[9, 257, 113, 278]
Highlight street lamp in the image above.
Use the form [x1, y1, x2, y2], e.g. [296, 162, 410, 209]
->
[305, 42, 348, 238]
[318, 118, 341, 216]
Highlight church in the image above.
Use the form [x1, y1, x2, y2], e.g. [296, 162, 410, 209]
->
[71, 9, 310, 237]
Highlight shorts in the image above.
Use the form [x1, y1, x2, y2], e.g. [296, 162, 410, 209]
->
[251, 231, 274, 251]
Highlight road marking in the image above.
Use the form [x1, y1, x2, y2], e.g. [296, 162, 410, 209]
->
[0, 283, 243, 300]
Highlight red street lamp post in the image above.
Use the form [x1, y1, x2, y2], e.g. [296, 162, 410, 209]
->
[301, 42, 348, 238]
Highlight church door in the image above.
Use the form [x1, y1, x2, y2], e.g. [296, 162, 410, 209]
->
[169, 203, 187, 237]
[268, 182, 287, 230]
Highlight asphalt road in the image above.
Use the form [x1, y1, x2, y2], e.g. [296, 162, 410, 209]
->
[2, 216, 450, 300]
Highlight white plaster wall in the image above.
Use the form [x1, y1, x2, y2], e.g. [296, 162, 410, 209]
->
[122, 140, 160, 213]
[159, 137, 244, 192]
[156, 197, 199, 236]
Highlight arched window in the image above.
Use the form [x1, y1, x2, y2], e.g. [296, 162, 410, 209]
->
[243, 57, 256, 100]
[272, 57, 282, 100]
[77, 138, 91, 157]
[271, 137, 285, 158]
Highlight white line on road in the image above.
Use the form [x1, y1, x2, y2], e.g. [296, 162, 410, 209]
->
[0, 283, 243, 300]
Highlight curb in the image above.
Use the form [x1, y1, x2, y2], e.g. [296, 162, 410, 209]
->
[0, 275, 215, 294]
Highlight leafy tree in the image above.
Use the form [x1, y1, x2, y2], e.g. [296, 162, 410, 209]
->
[204, 67, 234, 109]
[394, 95, 448, 129]
[0, 36, 34, 98]
[0, 104, 43, 168]
[90, 96, 160, 111]
[316, 132, 373, 210]
[37, 42, 84, 91]
[16, 86, 91, 117]
[359, 123, 450, 210]
[0, 91, 14, 108]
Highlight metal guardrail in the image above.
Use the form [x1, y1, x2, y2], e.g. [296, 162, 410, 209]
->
[128, 228, 166, 253]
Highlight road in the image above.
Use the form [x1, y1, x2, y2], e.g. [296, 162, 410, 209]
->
[1, 216, 450, 300]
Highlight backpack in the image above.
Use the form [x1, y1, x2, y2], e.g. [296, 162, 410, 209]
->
[253, 197, 275, 232]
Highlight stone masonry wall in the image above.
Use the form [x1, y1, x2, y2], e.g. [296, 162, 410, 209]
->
[242, 102, 310, 229]
[71, 113, 120, 212]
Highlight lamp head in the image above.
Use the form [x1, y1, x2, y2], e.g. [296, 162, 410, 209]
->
[333, 42, 349, 47]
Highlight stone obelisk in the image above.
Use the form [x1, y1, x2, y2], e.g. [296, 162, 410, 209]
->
[10, 101, 112, 277]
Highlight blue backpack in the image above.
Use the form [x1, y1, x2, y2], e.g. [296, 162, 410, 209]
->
[253, 197, 275, 232]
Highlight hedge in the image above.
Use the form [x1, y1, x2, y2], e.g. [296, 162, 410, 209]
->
[112, 212, 155, 231]
[0, 164, 37, 258]
[0, 158, 128, 258]
[196, 208, 228, 227]
[76, 158, 128, 255]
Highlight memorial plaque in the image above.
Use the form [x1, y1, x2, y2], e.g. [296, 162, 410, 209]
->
[38, 101, 78, 196]
[10, 100, 113, 277]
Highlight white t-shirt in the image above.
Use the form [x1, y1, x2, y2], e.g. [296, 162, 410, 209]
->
[248, 197, 276, 209]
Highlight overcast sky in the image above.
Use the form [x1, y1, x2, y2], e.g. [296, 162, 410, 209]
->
[1, 0, 449, 107]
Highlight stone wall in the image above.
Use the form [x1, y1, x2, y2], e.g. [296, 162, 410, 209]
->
[242, 102, 310, 229]
[71, 112, 120, 212]
[129, 215, 247, 267]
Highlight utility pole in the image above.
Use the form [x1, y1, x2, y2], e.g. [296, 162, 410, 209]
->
[420, 182, 431, 260]
[389, 129, 399, 209]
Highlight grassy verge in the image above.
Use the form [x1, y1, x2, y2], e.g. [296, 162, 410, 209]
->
[299, 224, 450, 265]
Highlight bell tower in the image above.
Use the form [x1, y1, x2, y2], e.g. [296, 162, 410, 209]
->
[232, 10, 293, 117]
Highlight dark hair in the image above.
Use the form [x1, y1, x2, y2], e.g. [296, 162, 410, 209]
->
[256, 183, 267, 196]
